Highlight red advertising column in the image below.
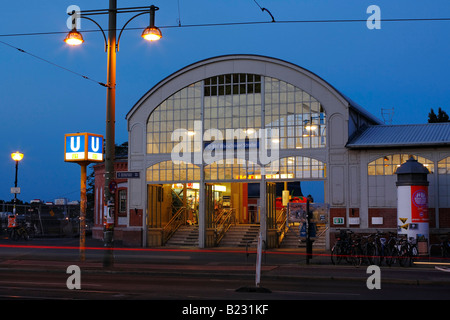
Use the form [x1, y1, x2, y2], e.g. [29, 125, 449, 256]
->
[396, 157, 430, 250]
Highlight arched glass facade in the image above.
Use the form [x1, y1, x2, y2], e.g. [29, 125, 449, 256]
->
[146, 73, 327, 182]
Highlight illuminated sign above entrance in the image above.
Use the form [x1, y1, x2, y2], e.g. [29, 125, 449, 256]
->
[64, 133, 103, 163]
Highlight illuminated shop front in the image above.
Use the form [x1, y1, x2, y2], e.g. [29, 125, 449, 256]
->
[103, 55, 450, 248]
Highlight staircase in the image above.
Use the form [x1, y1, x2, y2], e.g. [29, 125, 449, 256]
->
[165, 225, 199, 247]
[218, 224, 260, 247]
[279, 225, 302, 248]
[280, 224, 327, 249]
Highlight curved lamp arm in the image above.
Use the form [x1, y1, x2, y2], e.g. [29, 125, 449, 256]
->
[117, 11, 148, 51]
[80, 16, 108, 52]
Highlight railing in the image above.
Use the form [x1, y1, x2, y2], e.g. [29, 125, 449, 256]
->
[276, 207, 288, 246]
[214, 208, 235, 246]
[162, 206, 186, 245]
[315, 224, 329, 239]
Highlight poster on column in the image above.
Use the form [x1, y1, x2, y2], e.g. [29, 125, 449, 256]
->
[411, 185, 428, 223]
[288, 202, 329, 223]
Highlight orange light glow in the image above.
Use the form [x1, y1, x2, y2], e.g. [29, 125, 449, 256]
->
[141, 26, 162, 41]
[11, 151, 24, 162]
[64, 29, 84, 46]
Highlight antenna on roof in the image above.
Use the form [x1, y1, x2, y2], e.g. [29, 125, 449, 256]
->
[381, 108, 394, 125]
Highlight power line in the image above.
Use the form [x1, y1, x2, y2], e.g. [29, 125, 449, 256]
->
[0, 39, 109, 88]
[0, 17, 450, 38]
[1, 16, 449, 87]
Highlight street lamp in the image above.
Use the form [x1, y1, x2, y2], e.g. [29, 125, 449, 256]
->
[64, 28, 84, 46]
[141, 6, 162, 41]
[64, 2, 162, 267]
[11, 151, 24, 215]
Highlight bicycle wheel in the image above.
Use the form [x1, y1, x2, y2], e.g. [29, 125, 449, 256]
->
[331, 244, 343, 265]
[409, 244, 418, 266]
[384, 246, 393, 266]
[371, 244, 381, 266]
[388, 246, 399, 266]
[350, 245, 362, 267]
[365, 242, 377, 265]
[398, 243, 410, 267]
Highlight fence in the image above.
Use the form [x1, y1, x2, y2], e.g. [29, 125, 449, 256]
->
[0, 203, 82, 238]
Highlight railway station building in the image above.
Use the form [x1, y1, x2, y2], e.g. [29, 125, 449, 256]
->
[93, 54, 450, 249]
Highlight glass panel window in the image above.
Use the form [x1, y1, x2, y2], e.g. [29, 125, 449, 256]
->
[146, 74, 327, 182]
[368, 154, 434, 176]
[147, 82, 202, 155]
[438, 157, 450, 174]
[264, 77, 326, 149]
[118, 189, 127, 213]
[147, 161, 201, 183]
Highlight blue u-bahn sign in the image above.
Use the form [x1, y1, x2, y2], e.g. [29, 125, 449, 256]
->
[64, 133, 103, 163]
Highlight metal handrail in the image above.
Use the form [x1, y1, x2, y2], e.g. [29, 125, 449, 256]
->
[214, 208, 235, 246]
[162, 206, 186, 245]
[276, 207, 288, 246]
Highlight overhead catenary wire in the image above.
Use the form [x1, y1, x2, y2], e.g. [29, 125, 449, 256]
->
[252, 0, 276, 22]
[0, 17, 449, 87]
[0, 17, 450, 38]
[0, 39, 109, 88]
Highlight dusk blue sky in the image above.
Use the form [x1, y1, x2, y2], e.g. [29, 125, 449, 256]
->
[1, 1, 449, 203]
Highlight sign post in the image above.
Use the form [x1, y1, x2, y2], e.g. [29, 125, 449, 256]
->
[65, 133, 103, 261]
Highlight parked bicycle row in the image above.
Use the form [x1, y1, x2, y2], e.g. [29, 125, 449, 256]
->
[331, 229, 418, 267]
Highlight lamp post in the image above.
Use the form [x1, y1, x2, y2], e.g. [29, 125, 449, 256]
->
[64, 2, 162, 266]
[11, 151, 24, 215]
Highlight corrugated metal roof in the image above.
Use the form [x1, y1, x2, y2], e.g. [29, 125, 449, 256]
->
[346, 123, 450, 148]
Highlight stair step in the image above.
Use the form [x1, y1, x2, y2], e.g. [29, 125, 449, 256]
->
[218, 224, 260, 247]
[165, 225, 199, 247]
[280, 224, 327, 248]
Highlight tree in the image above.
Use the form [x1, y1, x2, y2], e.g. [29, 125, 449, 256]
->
[86, 166, 95, 221]
[428, 108, 450, 123]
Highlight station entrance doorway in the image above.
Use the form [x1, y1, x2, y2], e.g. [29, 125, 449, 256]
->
[146, 180, 320, 248]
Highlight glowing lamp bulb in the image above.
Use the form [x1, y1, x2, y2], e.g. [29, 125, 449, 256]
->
[141, 27, 162, 41]
[11, 152, 24, 162]
[64, 29, 84, 46]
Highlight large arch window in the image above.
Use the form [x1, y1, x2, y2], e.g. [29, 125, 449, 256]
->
[268, 156, 326, 180]
[147, 82, 202, 154]
[204, 159, 261, 181]
[203, 156, 326, 182]
[264, 77, 326, 149]
[146, 74, 327, 158]
[368, 154, 434, 176]
[146, 160, 200, 183]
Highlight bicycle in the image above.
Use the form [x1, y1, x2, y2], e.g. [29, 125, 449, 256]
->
[348, 233, 363, 267]
[384, 232, 400, 267]
[440, 234, 450, 259]
[331, 229, 352, 265]
[9, 223, 30, 241]
[397, 236, 417, 267]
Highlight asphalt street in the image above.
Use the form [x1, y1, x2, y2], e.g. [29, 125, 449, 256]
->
[0, 236, 449, 306]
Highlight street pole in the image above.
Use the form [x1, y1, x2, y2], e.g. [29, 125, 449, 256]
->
[13, 160, 18, 215]
[80, 163, 87, 261]
[103, 0, 117, 267]
[306, 197, 313, 264]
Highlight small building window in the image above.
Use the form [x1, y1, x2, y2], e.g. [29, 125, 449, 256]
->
[118, 189, 127, 213]
[438, 157, 450, 174]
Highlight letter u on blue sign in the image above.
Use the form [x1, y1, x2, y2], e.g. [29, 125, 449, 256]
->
[65, 134, 86, 161]
[87, 134, 103, 161]
[67, 136, 85, 152]
[88, 136, 101, 153]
